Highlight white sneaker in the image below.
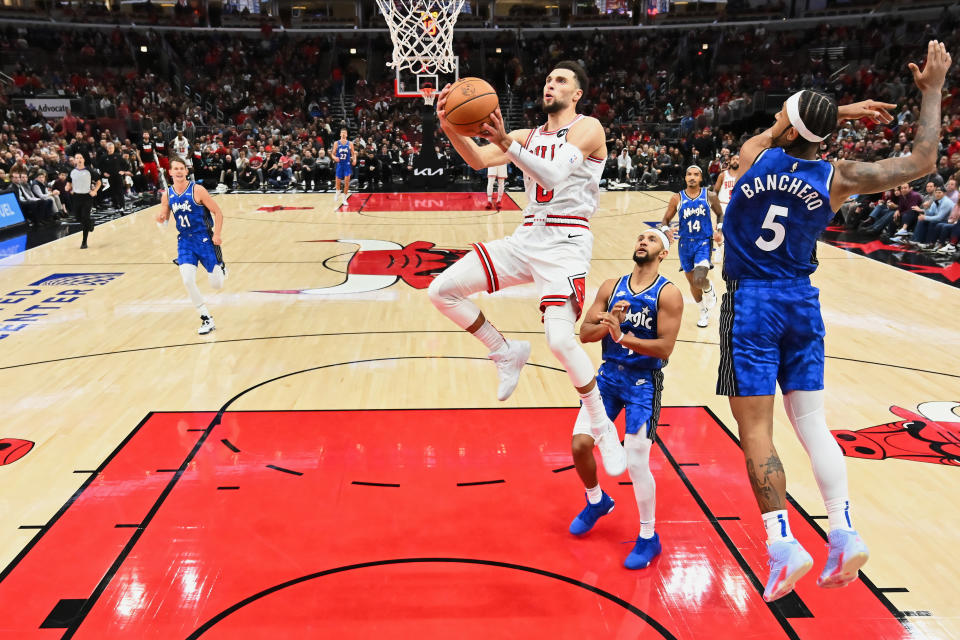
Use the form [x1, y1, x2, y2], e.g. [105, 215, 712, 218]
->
[937, 244, 957, 254]
[894, 228, 910, 236]
[198, 315, 215, 335]
[703, 286, 717, 310]
[697, 305, 709, 328]
[489, 340, 531, 401]
[593, 420, 627, 476]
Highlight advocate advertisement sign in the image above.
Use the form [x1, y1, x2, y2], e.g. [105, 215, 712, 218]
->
[22, 98, 72, 119]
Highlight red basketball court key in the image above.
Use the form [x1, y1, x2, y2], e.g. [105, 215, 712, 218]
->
[0, 408, 908, 638]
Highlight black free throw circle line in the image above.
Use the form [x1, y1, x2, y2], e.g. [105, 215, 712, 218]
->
[186, 557, 678, 639]
[2, 330, 956, 381]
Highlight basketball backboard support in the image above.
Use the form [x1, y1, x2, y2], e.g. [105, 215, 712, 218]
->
[395, 57, 459, 99]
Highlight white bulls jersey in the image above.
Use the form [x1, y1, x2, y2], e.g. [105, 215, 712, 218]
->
[519, 114, 605, 231]
[718, 169, 737, 205]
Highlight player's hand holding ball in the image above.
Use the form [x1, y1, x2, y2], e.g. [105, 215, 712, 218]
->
[439, 77, 499, 138]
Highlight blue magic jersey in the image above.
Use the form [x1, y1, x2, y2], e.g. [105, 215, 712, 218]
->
[678, 187, 712, 240]
[335, 140, 351, 166]
[723, 147, 834, 280]
[600, 274, 671, 371]
[168, 182, 212, 237]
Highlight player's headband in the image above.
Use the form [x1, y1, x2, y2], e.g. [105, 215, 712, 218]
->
[650, 228, 670, 252]
[786, 91, 827, 143]
[686, 165, 702, 174]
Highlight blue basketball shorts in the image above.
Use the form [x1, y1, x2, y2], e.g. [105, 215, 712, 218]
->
[335, 164, 352, 180]
[678, 237, 713, 272]
[717, 277, 825, 397]
[178, 233, 222, 273]
[596, 363, 663, 439]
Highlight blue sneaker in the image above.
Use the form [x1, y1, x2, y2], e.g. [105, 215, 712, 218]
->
[569, 491, 615, 536]
[818, 529, 869, 588]
[624, 533, 662, 569]
[763, 539, 813, 602]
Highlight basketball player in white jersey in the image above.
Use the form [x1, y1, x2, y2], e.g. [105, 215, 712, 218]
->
[486, 163, 508, 210]
[430, 61, 627, 478]
[712, 154, 739, 215]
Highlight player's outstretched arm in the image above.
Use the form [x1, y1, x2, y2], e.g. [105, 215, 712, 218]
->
[732, 100, 894, 182]
[831, 40, 951, 207]
[579, 278, 618, 343]
[436, 84, 524, 169]
[617, 284, 683, 361]
[483, 110, 604, 190]
[194, 184, 224, 245]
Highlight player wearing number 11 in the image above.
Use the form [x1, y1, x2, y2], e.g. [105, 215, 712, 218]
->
[718, 41, 951, 602]
[156, 156, 227, 335]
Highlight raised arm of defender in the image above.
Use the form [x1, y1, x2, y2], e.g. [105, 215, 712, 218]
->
[830, 41, 952, 207]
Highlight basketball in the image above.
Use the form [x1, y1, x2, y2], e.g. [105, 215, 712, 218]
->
[443, 77, 499, 137]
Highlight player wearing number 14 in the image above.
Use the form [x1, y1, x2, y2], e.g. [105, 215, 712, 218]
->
[718, 40, 951, 602]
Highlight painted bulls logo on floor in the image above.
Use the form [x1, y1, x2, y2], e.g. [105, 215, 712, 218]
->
[831, 401, 960, 466]
[0, 438, 34, 466]
[263, 239, 468, 295]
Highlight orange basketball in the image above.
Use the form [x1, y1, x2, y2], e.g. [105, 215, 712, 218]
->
[443, 77, 499, 137]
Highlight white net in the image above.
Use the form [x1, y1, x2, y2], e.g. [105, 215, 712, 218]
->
[376, 0, 466, 75]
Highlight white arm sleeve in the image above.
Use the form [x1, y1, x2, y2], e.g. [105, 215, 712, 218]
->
[506, 140, 584, 191]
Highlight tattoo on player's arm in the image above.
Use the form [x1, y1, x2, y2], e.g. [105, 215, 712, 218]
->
[842, 160, 916, 196]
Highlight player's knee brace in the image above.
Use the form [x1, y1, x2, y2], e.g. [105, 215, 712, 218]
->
[179, 263, 197, 286]
[543, 304, 595, 388]
[625, 432, 653, 478]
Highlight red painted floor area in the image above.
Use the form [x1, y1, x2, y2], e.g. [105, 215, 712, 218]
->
[341, 192, 520, 212]
[0, 408, 908, 638]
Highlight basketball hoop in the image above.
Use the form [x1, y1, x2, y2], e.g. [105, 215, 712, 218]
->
[421, 86, 436, 106]
[376, 0, 465, 97]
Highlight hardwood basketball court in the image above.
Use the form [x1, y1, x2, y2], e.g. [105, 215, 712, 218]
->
[0, 190, 958, 638]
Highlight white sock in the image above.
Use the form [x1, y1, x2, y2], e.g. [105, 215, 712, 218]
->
[497, 179, 505, 201]
[825, 497, 854, 532]
[579, 386, 607, 427]
[198, 304, 210, 318]
[473, 320, 507, 352]
[640, 520, 655, 539]
[763, 509, 794, 543]
[585, 484, 602, 505]
[486, 176, 495, 200]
